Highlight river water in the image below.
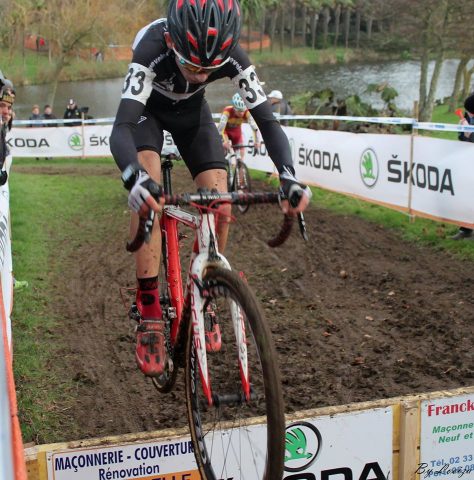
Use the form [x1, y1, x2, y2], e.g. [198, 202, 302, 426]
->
[14, 58, 472, 120]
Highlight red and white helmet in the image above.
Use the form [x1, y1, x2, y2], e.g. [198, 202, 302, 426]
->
[167, 0, 241, 68]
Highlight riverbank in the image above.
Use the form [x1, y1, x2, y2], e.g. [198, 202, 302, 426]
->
[3, 45, 403, 87]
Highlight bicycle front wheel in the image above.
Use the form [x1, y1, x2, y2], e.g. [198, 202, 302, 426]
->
[233, 162, 252, 213]
[185, 267, 285, 480]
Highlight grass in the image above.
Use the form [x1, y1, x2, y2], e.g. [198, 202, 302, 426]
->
[10, 157, 123, 443]
[9, 157, 473, 442]
[419, 104, 462, 141]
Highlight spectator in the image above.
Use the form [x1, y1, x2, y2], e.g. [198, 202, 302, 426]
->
[63, 98, 82, 126]
[0, 74, 15, 185]
[451, 93, 474, 241]
[42, 104, 57, 127]
[29, 104, 41, 126]
[268, 90, 293, 126]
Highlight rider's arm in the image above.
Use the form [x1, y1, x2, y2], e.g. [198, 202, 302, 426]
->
[111, 97, 150, 172]
[220, 46, 311, 211]
[110, 25, 161, 172]
[245, 111, 260, 144]
[217, 109, 230, 138]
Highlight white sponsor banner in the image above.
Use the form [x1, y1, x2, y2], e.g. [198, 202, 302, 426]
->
[46, 437, 199, 480]
[10, 124, 474, 227]
[242, 125, 473, 226]
[8, 126, 113, 157]
[419, 394, 474, 479]
[45, 408, 392, 480]
[412, 137, 473, 225]
[9, 126, 176, 158]
[283, 407, 392, 479]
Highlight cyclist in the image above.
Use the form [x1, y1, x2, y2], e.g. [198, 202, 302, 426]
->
[110, 0, 311, 378]
[218, 93, 260, 162]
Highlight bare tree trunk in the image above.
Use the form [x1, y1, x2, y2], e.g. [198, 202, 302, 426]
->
[343, 8, 351, 49]
[366, 16, 373, 40]
[418, 44, 430, 117]
[448, 57, 469, 112]
[279, 5, 285, 52]
[269, 9, 277, 52]
[301, 4, 307, 48]
[48, 56, 66, 108]
[419, 1, 449, 121]
[290, 1, 296, 48]
[421, 50, 444, 121]
[246, 13, 251, 51]
[333, 5, 341, 48]
[310, 12, 319, 49]
[355, 9, 361, 48]
[462, 65, 474, 99]
[322, 7, 330, 49]
[259, 9, 266, 54]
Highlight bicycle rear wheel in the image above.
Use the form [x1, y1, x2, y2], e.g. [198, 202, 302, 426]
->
[185, 267, 285, 480]
[233, 162, 251, 214]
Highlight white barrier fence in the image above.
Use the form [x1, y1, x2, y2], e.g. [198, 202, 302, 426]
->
[8, 117, 474, 228]
[24, 386, 474, 480]
[0, 154, 19, 480]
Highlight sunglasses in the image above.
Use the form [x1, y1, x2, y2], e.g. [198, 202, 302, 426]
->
[173, 49, 228, 74]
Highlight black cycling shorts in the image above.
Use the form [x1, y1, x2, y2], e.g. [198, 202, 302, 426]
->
[133, 97, 227, 179]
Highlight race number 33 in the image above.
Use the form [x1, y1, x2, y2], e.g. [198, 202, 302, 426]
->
[121, 63, 153, 104]
[236, 67, 266, 108]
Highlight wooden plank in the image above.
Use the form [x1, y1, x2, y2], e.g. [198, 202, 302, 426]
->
[398, 400, 420, 480]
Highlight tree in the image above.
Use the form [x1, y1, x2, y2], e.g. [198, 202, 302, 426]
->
[36, 0, 155, 107]
[395, 0, 472, 121]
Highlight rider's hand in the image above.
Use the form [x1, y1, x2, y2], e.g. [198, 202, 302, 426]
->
[223, 140, 231, 152]
[279, 168, 312, 214]
[121, 165, 164, 216]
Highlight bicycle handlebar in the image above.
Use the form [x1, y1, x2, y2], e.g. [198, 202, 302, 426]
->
[126, 191, 308, 252]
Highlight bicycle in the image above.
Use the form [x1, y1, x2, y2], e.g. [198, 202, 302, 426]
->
[225, 143, 253, 214]
[126, 148, 307, 479]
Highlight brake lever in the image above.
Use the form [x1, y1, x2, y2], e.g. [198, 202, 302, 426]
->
[286, 190, 309, 242]
[297, 212, 308, 242]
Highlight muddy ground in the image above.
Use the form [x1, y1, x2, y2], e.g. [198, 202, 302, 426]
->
[15, 165, 474, 442]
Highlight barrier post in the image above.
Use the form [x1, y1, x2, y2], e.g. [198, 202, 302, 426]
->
[398, 400, 420, 480]
[81, 113, 86, 159]
[407, 102, 418, 223]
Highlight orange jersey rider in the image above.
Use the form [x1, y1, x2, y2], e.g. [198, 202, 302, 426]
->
[218, 93, 260, 156]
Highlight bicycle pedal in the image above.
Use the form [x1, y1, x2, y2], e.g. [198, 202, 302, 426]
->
[129, 303, 141, 322]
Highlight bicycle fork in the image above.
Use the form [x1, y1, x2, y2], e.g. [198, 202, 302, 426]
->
[188, 237, 251, 409]
[189, 267, 251, 407]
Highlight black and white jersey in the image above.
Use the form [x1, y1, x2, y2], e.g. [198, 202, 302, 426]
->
[111, 18, 293, 173]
